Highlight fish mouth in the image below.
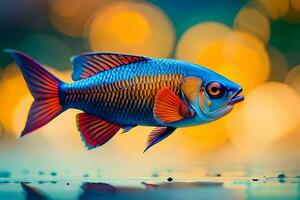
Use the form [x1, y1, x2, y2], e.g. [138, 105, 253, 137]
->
[229, 89, 244, 105]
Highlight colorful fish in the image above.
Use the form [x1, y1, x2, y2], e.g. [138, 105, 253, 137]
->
[5, 49, 244, 152]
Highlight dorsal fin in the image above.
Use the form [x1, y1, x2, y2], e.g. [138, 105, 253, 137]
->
[71, 53, 149, 81]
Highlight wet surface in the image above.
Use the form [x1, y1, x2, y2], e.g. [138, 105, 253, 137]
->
[1, 171, 300, 200]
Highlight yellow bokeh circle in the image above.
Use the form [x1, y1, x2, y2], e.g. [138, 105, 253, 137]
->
[49, 0, 105, 37]
[50, 0, 83, 18]
[87, 1, 175, 57]
[0, 63, 71, 138]
[227, 82, 300, 154]
[267, 47, 289, 82]
[176, 22, 231, 64]
[291, 0, 300, 12]
[107, 11, 149, 45]
[177, 22, 270, 93]
[283, 2, 300, 23]
[285, 64, 300, 95]
[234, 5, 270, 44]
[179, 117, 230, 152]
[0, 64, 29, 136]
[254, 0, 289, 20]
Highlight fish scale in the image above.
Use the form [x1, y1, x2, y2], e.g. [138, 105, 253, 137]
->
[61, 60, 184, 125]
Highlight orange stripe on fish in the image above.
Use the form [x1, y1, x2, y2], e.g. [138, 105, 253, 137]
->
[181, 77, 202, 103]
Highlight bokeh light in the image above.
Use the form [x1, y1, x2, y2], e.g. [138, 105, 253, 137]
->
[113, 126, 150, 155]
[283, 2, 300, 23]
[12, 95, 33, 137]
[176, 22, 231, 64]
[50, 0, 83, 18]
[254, 0, 289, 20]
[49, 0, 105, 37]
[267, 47, 289, 82]
[17, 34, 73, 70]
[0, 63, 72, 137]
[234, 5, 270, 44]
[179, 117, 229, 152]
[227, 82, 300, 154]
[285, 64, 300, 95]
[87, 1, 175, 57]
[0, 64, 29, 135]
[291, 0, 300, 12]
[176, 23, 270, 93]
[40, 109, 83, 152]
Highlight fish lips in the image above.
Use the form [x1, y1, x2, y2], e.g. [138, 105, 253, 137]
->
[229, 89, 244, 105]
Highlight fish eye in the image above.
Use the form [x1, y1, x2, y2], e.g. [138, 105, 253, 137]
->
[206, 81, 225, 99]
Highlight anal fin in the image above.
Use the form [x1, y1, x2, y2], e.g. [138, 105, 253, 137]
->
[121, 125, 137, 133]
[76, 113, 122, 149]
[144, 127, 176, 153]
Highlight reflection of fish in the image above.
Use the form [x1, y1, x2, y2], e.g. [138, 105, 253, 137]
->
[82, 181, 223, 192]
[80, 181, 225, 200]
[141, 181, 223, 189]
[21, 183, 49, 200]
[6, 49, 244, 152]
[82, 182, 141, 193]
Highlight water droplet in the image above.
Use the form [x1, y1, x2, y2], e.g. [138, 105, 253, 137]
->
[50, 172, 57, 176]
[0, 170, 11, 178]
[277, 173, 286, 179]
[82, 174, 89, 178]
[151, 172, 159, 177]
[38, 171, 45, 176]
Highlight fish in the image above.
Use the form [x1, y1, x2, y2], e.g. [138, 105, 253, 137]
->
[5, 49, 244, 152]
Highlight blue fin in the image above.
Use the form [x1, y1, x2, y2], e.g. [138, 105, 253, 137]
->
[71, 52, 149, 81]
[121, 125, 137, 133]
[143, 127, 176, 153]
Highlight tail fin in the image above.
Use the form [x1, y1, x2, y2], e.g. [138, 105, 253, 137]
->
[4, 49, 64, 137]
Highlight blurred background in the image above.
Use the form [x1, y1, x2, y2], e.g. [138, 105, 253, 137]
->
[0, 0, 300, 179]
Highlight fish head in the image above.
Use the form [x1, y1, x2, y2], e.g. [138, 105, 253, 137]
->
[187, 72, 244, 121]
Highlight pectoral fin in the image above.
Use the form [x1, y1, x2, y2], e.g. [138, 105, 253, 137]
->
[153, 87, 194, 124]
[144, 127, 176, 153]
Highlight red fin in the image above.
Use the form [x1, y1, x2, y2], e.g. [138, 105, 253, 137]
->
[141, 182, 158, 189]
[21, 183, 48, 199]
[82, 182, 116, 192]
[144, 127, 176, 153]
[22, 98, 63, 136]
[5, 49, 64, 137]
[76, 113, 122, 149]
[71, 53, 149, 80]
[153, 87, 194, 123]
